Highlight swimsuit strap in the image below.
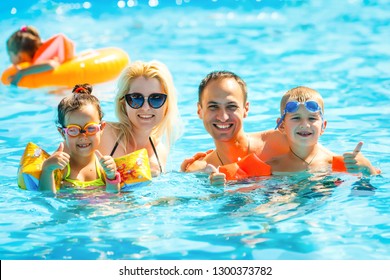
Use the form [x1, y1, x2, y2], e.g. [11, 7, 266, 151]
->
[110, 141, 119, 157]
[149, 136, 163, 173]
[110, 133, 162, 173]
[65, 162, 71, 178]
[110, 132, 124, 157]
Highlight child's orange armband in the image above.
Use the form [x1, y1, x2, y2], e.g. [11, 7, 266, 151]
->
[238, 153, 272, 177]
[219, 162, 242, 181]
[219, 153, 272, 181]
[332, 156, 347, 172]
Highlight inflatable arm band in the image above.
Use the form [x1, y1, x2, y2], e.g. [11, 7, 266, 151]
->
[219, 153, 272, 181]
[114, 148, 152, 191]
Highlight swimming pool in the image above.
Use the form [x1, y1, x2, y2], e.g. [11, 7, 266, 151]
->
[0, 0, 389, 260]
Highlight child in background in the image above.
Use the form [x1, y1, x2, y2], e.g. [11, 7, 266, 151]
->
[39, 84, 120, 193]
[6, 25, 74, 85]
[268, 86, 377, 174]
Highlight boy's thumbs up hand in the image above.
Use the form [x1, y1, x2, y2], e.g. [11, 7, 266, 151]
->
[352, 141, 363, 156]
[343, 142, 364, 173]
[342, 141, 377, 175]
[95, 150, 117, 180]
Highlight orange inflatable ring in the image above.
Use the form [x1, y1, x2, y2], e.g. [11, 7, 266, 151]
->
[1, 47, 129, 88]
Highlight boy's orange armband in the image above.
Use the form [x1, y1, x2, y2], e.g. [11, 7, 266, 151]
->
[332, 156, 381, 175]
[219, 153, 272, 181]
[332, 156, 347, 172]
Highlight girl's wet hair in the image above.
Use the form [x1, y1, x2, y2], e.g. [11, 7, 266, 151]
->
[56, 83, 104, 127]
[6, 25, 42, 59]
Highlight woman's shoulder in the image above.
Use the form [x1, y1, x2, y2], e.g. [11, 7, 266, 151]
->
[99, 122, 122, 155]
[102, 121, 119, 136]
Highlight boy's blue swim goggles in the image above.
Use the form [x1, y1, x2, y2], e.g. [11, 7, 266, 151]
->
[275, 100, 323, 129]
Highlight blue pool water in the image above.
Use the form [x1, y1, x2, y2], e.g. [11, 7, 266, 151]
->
[0, 0, 389, 260]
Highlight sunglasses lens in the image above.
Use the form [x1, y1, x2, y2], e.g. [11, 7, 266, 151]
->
[149, 94, 167, 109]
[126, 94, 144, 109]
[305, 101, 320, 112]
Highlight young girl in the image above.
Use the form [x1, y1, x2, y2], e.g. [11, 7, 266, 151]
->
[6, 25, 74, 86]
[39, 84, 120, 193]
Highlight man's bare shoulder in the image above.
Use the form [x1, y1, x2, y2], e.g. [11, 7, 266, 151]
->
[249, 129, 284, 140]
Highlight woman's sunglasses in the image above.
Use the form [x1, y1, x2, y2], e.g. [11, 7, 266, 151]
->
[61, 122, 102, 137]
[124, 93, 167, 109]
[275, 100, 322, 129]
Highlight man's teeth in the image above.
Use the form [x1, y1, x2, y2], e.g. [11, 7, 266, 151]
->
[216, 124, 231, 129]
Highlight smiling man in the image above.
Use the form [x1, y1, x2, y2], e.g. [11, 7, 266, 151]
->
[182, 70, 289, 172]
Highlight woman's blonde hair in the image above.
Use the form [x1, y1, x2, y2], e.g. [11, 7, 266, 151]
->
[113, 60, 182, 151]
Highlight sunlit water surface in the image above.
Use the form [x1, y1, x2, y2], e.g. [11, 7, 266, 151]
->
[0, 0, 389, 260]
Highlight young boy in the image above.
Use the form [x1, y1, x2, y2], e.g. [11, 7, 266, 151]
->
[269, 86, 378, 174]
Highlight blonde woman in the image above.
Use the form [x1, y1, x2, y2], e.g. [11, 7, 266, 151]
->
[98, 60, 182, 176]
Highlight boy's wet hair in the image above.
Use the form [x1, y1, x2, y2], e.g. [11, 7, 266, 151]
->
[57, 83, 104, 127]
[198, 70, 247, 104]
[280, 86, 325, 114]
[6, 26, 42, 59]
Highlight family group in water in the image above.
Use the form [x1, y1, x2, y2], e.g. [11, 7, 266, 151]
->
[6, 26, 380, 193]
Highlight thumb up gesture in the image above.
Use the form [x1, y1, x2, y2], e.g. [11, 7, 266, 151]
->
[343, 142, 378, 175]
[43, 142, 70, 172]
[207, 164, 226, 186]
[95, 150, 117, 180]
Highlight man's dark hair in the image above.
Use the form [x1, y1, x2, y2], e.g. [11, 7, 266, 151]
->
[198, 70, 247, 104]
